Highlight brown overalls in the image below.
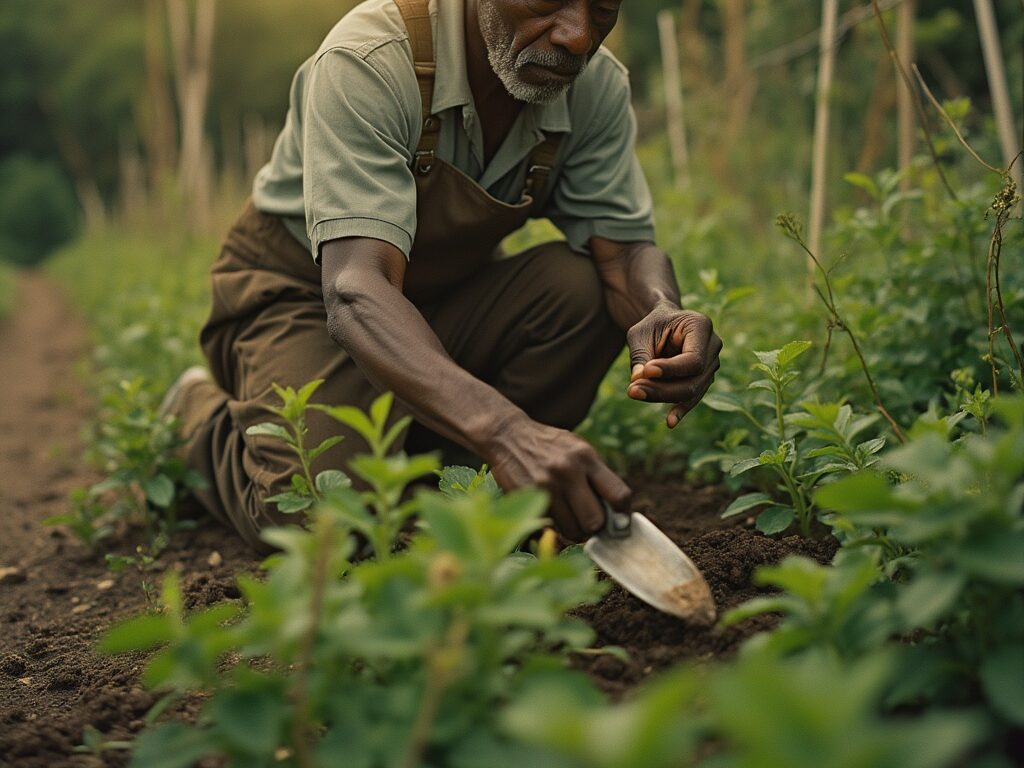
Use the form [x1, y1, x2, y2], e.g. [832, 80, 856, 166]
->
[175, 0, 624, 551]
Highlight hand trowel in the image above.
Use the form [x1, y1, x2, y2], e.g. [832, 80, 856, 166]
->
[584, 508, 717, 625]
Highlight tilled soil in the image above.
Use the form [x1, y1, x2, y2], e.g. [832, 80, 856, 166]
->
[0, 272, 836, 766]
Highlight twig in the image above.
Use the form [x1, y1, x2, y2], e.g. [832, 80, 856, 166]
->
[986, 180, 1024, 391]
[871, 0, 959, 202]
[778, 215, 909, 443]
[911, 65, 1003, 174]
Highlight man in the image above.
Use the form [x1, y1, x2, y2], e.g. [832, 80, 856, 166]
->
[167, 0, 722, 552]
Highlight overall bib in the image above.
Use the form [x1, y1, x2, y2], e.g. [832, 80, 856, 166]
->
[178, 0, 624, 550]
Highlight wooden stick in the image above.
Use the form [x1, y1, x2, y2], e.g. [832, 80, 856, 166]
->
[657, 10, 691, 189]
[807, 0, 839, 291]
[896, 0, 916, 194]
[973, 0, 1023, 212]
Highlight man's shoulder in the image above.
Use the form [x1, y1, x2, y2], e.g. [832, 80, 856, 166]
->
[569, 47, 632, 114]
[313, 0, 410, 62]
[565, 47, 633, 132]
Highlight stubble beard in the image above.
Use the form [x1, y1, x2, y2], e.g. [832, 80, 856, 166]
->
[477, 0, 590, 104]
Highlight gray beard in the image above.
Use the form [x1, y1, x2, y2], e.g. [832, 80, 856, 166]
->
[477, 0, 589, 104]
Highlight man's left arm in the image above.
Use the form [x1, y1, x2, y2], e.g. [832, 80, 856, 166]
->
[590, 236, 723, 429]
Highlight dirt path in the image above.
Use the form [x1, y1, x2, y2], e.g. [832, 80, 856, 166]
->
[0, 272, 251, 767]
[0, 271, 835, 765]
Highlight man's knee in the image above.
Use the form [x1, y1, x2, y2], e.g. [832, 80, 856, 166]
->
[524, 242, 610, 329]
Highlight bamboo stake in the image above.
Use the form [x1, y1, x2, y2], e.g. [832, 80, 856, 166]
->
[807, 0, 839, 290]
[973, 0, 1022, 211]
[896, 0, 916, 194]
[657, 10, 691, 189]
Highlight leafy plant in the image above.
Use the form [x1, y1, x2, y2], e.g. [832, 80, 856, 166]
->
[100, 395, 608, 768]
[706, 341, 887, 536]
[816, 396, 1024, 726]
[46, 377, 206, 559]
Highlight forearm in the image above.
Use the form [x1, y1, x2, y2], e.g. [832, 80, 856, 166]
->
[592, 240, 681, 330]
[324, 271, 526, 458]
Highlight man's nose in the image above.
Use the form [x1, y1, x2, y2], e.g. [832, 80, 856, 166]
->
[548, 0, 593, 57]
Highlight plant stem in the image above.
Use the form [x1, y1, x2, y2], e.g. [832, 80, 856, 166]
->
[401, 618, 469, 768]
[787, 231, 908, 444]
[776, 464, 809, 536]
[290, 518, 333, 768]
[987, 195, 1024, 387]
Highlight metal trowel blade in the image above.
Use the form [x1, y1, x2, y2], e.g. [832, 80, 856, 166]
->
[584, 513, 716, 625]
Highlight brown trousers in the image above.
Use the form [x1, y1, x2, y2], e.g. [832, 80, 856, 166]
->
[177, 201, 624, 551]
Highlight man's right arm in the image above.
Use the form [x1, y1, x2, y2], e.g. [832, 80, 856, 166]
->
[320, 237, 631, 541]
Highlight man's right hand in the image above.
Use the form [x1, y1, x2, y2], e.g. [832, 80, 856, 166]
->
[486, 417, 632, 542]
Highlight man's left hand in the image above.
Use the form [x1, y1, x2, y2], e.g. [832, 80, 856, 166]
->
[626, 304, 722, 428]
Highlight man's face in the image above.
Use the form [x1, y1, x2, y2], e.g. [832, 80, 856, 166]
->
[478, 0, 621, 104]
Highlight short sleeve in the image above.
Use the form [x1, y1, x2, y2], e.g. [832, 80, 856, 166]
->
[546, 63, 655, 254]
[303, 46, 419, 262]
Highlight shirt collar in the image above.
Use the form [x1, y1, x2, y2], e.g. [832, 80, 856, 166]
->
[430, 0, 571, 133]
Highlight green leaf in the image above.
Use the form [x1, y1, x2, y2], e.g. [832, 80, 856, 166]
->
[953, 530, 1024, 585]
[702, 392, 745, 413]
[777, 340, 813, 367]
[141, 474, 175, 508]
[209, 688, 286, 755]
[895, 571, 965, 629]
[129, 722, 217, 768]
[844, 171, 880, 199]
[755, 506, 795, 535]
[99, 614, 172, 654]
[720, 596, 795, 627]
[369, 391, 394, 429]
[316, 469, 351, 493]
[307, 435, 344, 462]
[264, 491, 313, 514]
[729, 457, 762, 476]
[245, 422, 290, 441]
[317, 405, 378, 445]
[721, 492, 776, 519]
[294, 379, 325, 409]
[980, 645, 1024, 724]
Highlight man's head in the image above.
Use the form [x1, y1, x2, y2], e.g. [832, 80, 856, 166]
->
[478, 0, 621, 104]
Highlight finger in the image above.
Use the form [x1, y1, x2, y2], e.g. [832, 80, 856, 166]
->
[628, 364, 717, 403]
[548, 495, 585, 543]
[566, 480, 607, 538]
[627, 323, 675, 382]
[648, 328, 720, 380]
[666, 368, 720, 428]
[588, 464, 632, 512]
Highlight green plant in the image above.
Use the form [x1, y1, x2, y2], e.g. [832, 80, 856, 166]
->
[816, 397, 1024, 726]
[705, 341, 887, 536]
[100, 394, 607, 768]
[46, 377, 206, 558]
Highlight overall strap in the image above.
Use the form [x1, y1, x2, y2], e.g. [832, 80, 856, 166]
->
[523, 132, 564, 202]
[394, 0, 440, 175]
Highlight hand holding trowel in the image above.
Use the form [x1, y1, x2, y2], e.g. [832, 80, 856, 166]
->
[584, 505, 716, 626]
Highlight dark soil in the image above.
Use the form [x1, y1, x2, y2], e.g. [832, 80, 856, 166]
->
[0, 272, 837, 766]
[571, 480, 838, 697]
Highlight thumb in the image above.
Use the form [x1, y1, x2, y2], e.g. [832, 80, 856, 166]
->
[629, 344, 654, 382]
[628, 321, 668, 381]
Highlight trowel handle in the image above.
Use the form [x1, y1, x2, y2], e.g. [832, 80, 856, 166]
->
[602, 503, 632, 539]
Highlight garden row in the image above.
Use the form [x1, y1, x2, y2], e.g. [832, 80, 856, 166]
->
[45, 111, 1024, 766]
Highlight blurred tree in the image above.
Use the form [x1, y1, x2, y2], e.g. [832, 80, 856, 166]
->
[0, 155, 79, 266]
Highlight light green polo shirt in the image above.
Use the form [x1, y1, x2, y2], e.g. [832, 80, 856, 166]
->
[251, 0, 655, 263]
